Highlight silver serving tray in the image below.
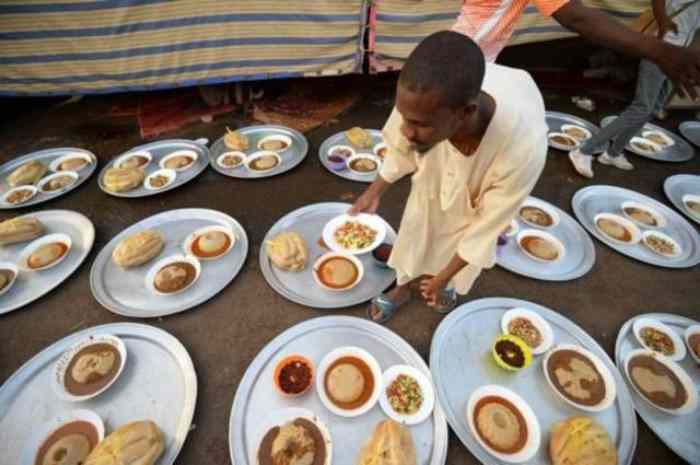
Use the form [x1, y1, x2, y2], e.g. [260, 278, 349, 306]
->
[90, 208, 248, 318]
[664, 174, 700, 225]
[572, 185, 700, 268]
[0, 147, 97, 210]
[97, 139, 209, 197]
[319, 129, 383, 183]
[0, 322, 197, 465]
[0, 210, 95, 316]
[496, 196, 596, 281]
[614, 313, 700, 465]
[678, 121, 700, 148]
[209, 125, 308, 179]
[430, 297, 637, 465]
[259, 202, 396, 309]
[546, 111, 604, 153]
[228, 315, 448, 465]
[601, 116, 694, 162]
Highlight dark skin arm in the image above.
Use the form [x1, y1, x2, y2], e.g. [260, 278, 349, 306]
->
[553, 0, 700, 98]
[652, 0, 678, 38]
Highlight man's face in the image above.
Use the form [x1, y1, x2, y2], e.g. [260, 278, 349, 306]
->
[396, 83, 465, 153]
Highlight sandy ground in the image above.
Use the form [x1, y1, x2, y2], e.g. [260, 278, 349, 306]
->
[0, 74, 697, 465]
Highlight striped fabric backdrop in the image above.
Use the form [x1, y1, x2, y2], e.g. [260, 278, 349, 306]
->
[369, 0, 648, 72]
[0, 0, 367, 96]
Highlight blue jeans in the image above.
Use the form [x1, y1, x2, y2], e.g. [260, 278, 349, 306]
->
[580, 60, 672, 158]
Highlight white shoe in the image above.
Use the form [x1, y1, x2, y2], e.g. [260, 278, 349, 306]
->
[569, 149, 594, 178]
[599, 152, 634, 170]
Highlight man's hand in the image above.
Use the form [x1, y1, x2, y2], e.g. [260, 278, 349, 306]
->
[349, 191, 381, 215]
[657, 16, 679, 39]
[419, 275, 448, 308]
[656, 44, 700, 99]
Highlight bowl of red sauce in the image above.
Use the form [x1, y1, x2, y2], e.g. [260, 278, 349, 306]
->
[371, 243, 393, 269]
[273, 354, 315, 397]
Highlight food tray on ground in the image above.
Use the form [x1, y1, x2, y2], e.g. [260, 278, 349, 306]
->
[430, 297, 637, 465]
[0, 148, 97, 210]
[678, 121, 700, 148]
[97, 138, 209, 197]
[615, 313, 700, 465]
[0, 322, 197, 465]
[90, 208, 248, 318]
[209, 125, 308, 179]
[664, 174, 700, 225]
[545, 111, 604, 153]
[259, 202, 396, 309]
[229, 315, 448, 465]
[0, 210, 94, 316]
[601, 116, 694, 162]
[496, 196, 596, 281]
[572, 185, 700, 268]
[319, 129, 383, 183]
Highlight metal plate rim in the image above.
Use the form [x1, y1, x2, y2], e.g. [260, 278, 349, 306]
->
[663, 174, 700, 225]
[678, 121, 700, 148]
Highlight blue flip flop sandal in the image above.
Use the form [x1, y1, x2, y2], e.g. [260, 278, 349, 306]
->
[367, 293, 410, 324]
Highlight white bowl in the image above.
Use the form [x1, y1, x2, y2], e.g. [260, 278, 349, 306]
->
[593, 213, 642, 245]
[620, 201, 666, 228]
[642, 130, 675, 147]
[0, 261, 19, 297]
[624, 348, 698, 415]
[20, 409, 105, 465]
[682, 194, 700, 219]
[518, 199, 561, 228]
[37, 171, 79, 194]
[516, 229, 565, 263]
[372, 142, 388, 158]
[632, 317, 686, 362]
[144, 168, 176, 191]
[312, 252, 365, 292]
[346, 153, 382, 176]
[501, 307, 554, 355]
[216, 151, 247, 170]
[547, 132, 579, 150]
[251, 407, 332, 465]
[245, 151, 282, 174]
[3, 185, 38, 205]
[316, 346, 382, 418]
[145, 254, 201, 296]
[327, 144, 356, 159]
[52, 334, 127, 402]
[19, 233, 72, 271]
[378, 364, 435, 426]
[629, 137, 662, 156]
[49, 152, 94, 172]
[466, 385, 541, 463]
[257, 134, 293, 152]
[642, 230, 682, 259]
[159, 149, 198, 172]
[561, 124, 592, 141]
[183, 225, 236, 261]
[322, 213, 387, 255]
[114, 150, 152, 169]
[543, 344, 617, 412]
[684, 324, 700, 364]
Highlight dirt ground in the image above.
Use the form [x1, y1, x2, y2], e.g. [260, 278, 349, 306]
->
[0, 67, 698, 464]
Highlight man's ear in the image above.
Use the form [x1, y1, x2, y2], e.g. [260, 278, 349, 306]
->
[455, 102, 478, 122]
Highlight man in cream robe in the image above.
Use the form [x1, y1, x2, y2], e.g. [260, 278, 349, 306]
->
[350, 31, 547, 322]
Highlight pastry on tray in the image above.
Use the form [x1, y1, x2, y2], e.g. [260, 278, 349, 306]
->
[84, 420, 164, 465]
[266, 231, 308, 272]
[103, 167, 145, 193]
[358, 420, 417, 465]
[112, 230, 165, 268]
[549, 416, 617, 465]
[224, 127, 249, 151]
[0, 217, 44, 246]
[345, 127, 374, 149]
[8, 160, 47, 187]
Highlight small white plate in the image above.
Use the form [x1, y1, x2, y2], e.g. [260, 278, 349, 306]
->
[18, 233, 72, 271]
[379, 364, 435, 426]
[593, 213, 642, 245]
[49, 152, 94, 172]
[145, 254, 201, 296]
[316, 346, 382, 418]
[257, 134, 293, 152]
[642, 230, 682, 259]
[683, 324, 700, 364]
[114, 150, 152, 169]
[322, 213, 387, 255]
[642, 130, 675, 148]
[0, 261, 19, 297]
[682, 194, 700, 220]
[144, 168, 177, 191]
[20, 409, 105, 465]
[346, 153, 382, 176]
[621, 201, 667, 228]
[245, 151, 282, 174]
[466, 385, 541, 463]
[623, 348, 697, 415]
[37, 171, 79, 194]
[501, 307, 554, 355]
[561, 124, 592, 141]
[518, 199, 561, 228]
[182, 225, 236, 261]
[312, 252, 364, 292]
[3, 185, 38, 205]
[516, 229, 565, 263]
[159, 149, 198, 172]
[543, 344, 617, 412]
[633, 317, 686, 361]
[629, 137, 662, 156]
[52, 334, 127, 402]
[547, 132, 579, 151]
[216, 151, 247, 170]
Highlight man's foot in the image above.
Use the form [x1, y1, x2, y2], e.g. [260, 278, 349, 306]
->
[598, 152, 634, 170]
[569, 149, 594, 178]
[368, 285, 411, 324]
[432, 288, 458, 314]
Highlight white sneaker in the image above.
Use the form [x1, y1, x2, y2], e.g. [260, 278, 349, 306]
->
[569, 149, 594, 178]
[599, 152, 634, 170]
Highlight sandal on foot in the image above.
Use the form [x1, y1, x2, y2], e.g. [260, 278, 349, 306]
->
[367, 293, 410, 324]
[432, 288, 458, 314]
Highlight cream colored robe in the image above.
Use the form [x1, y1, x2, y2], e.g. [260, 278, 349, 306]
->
[380, 63, 548, 294]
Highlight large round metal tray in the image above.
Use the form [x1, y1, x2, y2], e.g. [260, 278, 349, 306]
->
[601, 116, 694, 162]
